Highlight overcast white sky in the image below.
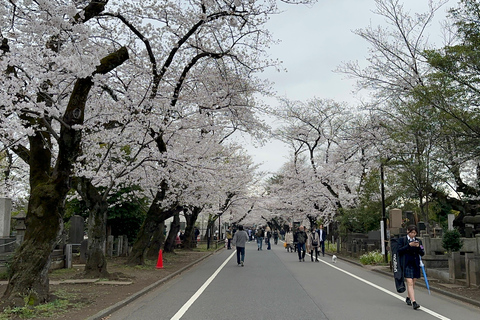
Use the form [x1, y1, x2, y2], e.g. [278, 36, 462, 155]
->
[244, 0, 453, 176]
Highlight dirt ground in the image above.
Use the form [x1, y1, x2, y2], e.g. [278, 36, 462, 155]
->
[0, 250, 212, 320]
[1, 249, 479, 319]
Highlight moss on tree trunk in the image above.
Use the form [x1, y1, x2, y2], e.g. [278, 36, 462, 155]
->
[1, 46, 128, 307]
[1, 182, 63, 307]
[72, 177, 109, 278]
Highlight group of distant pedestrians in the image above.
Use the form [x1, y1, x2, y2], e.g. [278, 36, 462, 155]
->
[284, 224, 327, 262]
[229, 223, 327, 267]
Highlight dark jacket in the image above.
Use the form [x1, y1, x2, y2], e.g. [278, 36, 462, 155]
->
[295, 230, 307, 244]
[317, 228, 327, 242]
[397, 236, 425, 279]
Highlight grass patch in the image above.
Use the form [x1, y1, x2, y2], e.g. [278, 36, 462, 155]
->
[0, 290, 85, 319]
[0, 271, 8, 281]
[359, 250, 390, 265]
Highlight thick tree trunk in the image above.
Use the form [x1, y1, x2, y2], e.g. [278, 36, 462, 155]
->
[145, 224, 165, 260]
[164, 213, 180, 253]
[127, 190, 166, 265]
[182, 207, 202, 250]
[128, 181, 184, 265]
[1, 179, 64, 307]
[85, 205, 108, 278]
[1, 46, 128, 307]
[72, 177, 109, 278]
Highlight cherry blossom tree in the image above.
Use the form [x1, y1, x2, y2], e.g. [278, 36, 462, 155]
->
[1, 0, 318, 306]
[337, 0, 455, 225]
[271, 98, 372, 224]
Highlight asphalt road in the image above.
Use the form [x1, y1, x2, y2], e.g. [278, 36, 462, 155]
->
[108, 241, 480, 320]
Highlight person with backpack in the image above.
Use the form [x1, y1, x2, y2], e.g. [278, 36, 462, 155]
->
[308, 227, 320, 262]
[397, 224, 425, 310]
[295, 226, 307, 261]
[273, 229, 279, 245]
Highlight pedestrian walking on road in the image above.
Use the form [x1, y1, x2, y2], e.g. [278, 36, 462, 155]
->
[295, 226, 307, 261]
[398, 225, 425, 310]
[284, 229, 294, 252]
[293, 227, 298, 252]
[308, 228, 320, 262]
[194, 227, 200, 246]
[226, 227, 233, 250]
[232, 225, 249, 267]
[317, 224, 327, 257]
[256, 227, 264, 250]
[266, 226, 272, 250]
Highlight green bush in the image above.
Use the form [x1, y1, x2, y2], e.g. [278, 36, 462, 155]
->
[325, 242, 337, 253]
[359, 250, 386, 265]
[442, 229, 463, 252]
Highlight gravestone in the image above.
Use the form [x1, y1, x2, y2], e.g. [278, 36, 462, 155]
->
[12, 212, 26, 244]
[465, 225, 473, 238]
[448, 214, 455, 231]
[418, 221, 426, 232]
[389, 208, 402, 235]
[0, 198, 12, 237]
[389, 209, 402, 227]
[117, 235, 124, 256]
[69, 215, 84, 244]
[405, 211, 415, 226]
[107, 235, 114, 257]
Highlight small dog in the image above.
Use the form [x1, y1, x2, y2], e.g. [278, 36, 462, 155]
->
[332, 255, 337, 263]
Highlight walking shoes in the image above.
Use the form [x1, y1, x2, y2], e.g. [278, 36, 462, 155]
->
[405, 297, 412, 306]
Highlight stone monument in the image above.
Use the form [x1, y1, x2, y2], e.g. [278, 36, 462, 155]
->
[0, 198, 12, 238]
[68, 215, 84, 244]
[389, 208, 402, 235]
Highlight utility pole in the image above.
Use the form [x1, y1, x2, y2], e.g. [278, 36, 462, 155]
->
[381, 162, 388, 264]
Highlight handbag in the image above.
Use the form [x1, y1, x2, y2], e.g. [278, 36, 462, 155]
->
[312, 240, 318, 246]
[283, 242, 287, 248]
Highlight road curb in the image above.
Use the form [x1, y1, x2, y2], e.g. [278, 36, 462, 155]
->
[333, 253, 480, 309]
[86, 249, 221, 320]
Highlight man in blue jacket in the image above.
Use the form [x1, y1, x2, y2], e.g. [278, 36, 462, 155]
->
[317, 224, 327, 257]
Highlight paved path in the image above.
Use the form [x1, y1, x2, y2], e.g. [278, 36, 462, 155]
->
[105, 241, 480, 320]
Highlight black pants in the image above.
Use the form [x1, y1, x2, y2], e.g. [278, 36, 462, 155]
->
[310, 247, 319, 261]
[320, 241, 325, 256]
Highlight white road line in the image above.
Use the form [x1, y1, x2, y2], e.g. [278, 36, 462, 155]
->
[316, 256, 451, 320]
[170, 250, 236, 320]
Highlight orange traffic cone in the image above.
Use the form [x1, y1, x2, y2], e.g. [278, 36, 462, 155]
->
[156, 249, 164, 269]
